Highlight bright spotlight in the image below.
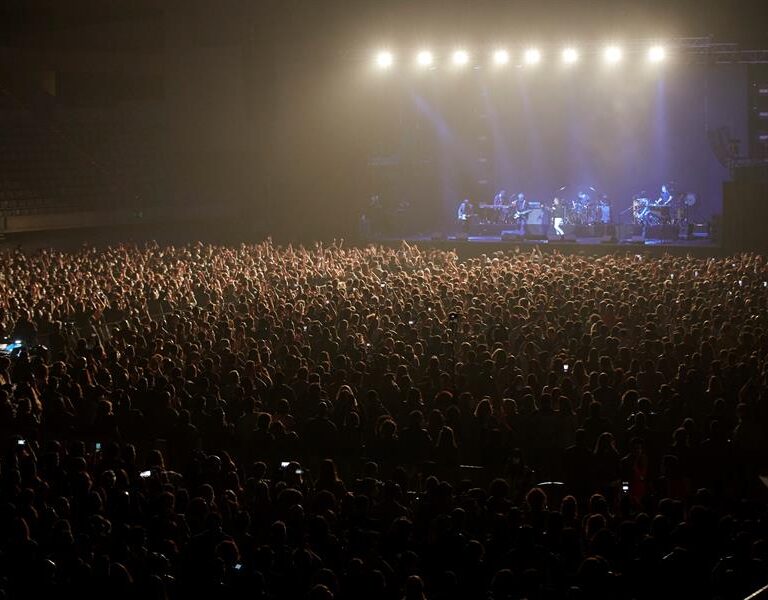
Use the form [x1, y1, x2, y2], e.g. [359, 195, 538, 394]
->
[562, 47, 579, 64]
[452, 49, 470, 66]
[375, 51, 394, 69]
[648, 45, 666, 63]
[492, 49, 510, 65]
[416, 50, 434, 67]
[603, 45, 623, 64]
[523, 48, 542, 65]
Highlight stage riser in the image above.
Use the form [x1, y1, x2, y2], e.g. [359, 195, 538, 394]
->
[471, 224, 617, 237]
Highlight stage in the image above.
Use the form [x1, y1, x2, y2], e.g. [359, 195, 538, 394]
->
[372, 230, 720, 257]
[369, 219, 720, 256]
[362, 51, 748, 260]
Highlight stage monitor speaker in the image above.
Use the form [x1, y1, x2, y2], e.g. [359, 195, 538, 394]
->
[526, 208, 545, 225]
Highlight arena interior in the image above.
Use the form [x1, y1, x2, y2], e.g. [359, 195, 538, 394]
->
[1, 2, 768, 599]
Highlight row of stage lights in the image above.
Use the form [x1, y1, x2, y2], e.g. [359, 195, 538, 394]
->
[374, 45, 668, 69]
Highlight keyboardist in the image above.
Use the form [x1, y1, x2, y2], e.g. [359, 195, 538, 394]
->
[493, 189, 509, 206]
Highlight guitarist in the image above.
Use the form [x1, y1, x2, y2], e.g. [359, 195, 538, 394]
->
[514, 193, 529, 232]
[457, 198, 475, 234]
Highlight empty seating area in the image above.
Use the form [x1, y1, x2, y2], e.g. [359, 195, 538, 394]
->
[57, 106, 168, 205]
[0, 93, 167, 217]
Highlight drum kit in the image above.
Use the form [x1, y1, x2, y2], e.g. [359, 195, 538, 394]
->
[558, 186, 611, 226]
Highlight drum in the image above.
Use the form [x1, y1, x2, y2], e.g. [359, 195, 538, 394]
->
[568, 200, 586, 225]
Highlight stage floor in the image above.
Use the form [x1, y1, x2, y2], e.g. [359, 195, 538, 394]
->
[374, 233, 721, 257]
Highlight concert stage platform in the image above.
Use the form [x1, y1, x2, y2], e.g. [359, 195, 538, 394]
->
[371, 220, 721, 256]
[376, 233, 720, 258]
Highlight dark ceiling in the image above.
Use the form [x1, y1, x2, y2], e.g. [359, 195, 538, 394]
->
[0, 0, 766, 53]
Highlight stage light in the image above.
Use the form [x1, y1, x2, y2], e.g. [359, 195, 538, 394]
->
[562, 47, 579, 64]
[648, 45, 666, 63]
[375, 51, 394, 69]
[416, 50, 434, 67]
[452, 49, 470, 66]
[603, 45, 623, 64]
[523, 48, 542, 65]
[492, 49, 510, 65]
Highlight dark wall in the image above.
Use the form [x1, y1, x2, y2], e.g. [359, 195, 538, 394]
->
[723, 181, 768, 253]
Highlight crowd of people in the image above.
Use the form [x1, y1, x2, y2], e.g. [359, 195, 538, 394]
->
[0, 240, 767, 599]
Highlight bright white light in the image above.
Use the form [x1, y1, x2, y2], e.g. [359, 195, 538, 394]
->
[452, 49, 470, 66]
[603, 46, 623, 64]
[492, 49, 510, 65]
[648, 45, 666, 63]
[523, 48, 542, 65]
[375, 51, 394, 69]
[562, 48, 579, 64]
[416, 50, 434, 67]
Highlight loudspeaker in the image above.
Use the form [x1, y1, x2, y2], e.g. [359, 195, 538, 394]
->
[526, 208, 545, 225]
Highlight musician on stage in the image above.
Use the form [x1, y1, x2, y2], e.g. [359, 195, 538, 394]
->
[514, 193, 527, 231]
[493, 189, 509, 206]
[551, 197, 565, 238]
[658, 183, 673, 205]
[457, 198, 474, 234]
[598, 195, 611, 224]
